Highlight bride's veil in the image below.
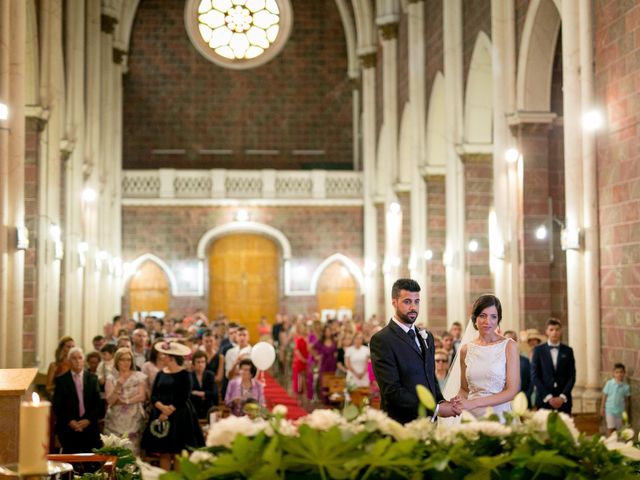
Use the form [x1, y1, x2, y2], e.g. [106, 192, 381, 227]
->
[438, 318, 478, 425]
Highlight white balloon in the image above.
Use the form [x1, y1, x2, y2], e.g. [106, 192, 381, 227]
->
[250, 341, 276, 371]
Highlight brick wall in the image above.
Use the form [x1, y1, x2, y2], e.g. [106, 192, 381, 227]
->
[123, 0, 352, 170]
[595, 0, 640, 429]
[426, 175, 446, 330]
[463, 155, 493, 307]
[23, 118, 40, 367]
[424, 0, 444, 113]
[462, 0, 492, 93]
[121, 205, 364, 317]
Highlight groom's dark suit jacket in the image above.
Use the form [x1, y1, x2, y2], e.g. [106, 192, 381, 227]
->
[370, 320, 444, 424]
[530, 343, 576, 414]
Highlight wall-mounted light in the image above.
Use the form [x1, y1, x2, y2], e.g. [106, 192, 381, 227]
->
[95, 250, 109, 271]
[535, 225, 548, 240]
[442, 249, 453, 267]
[388, 202, 401, 214]
[561, 227, 581, 250]
[423, 249, 433, 261]
[0, 102, 8, 121]
[582, 109, 604, 132]
[504, 148, 520, 164]
[468, 239, 479, 252]
[235, 209, 249, 222]
[77, 242, 88, 267]
[16, 226, 29, 250]
[82, 187, 97, 203]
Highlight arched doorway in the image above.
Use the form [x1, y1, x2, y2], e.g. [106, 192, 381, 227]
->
[316, 262, 357, 320]
[208, 234, 279, 341]
[129, 261, 170, 319]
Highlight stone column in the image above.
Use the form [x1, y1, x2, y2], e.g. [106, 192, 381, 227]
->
[0, 0, 27, 367]
[561, 0, 586, 411]
[406, 0, 428, 299]
[443, 0, 466, 326]
[490, 0, 520, 332]
[578, 0, 601, 411]
[360, 51, 379, 320]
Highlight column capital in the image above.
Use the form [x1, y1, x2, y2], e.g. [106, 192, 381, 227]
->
[113, 48, 127, 65]
[101, 14, 118, 34]
[407, 0, 424, 3]
[507, 111, 557, 133]
[378, 22, 399, 41]
[359, 52, 377, 69]
[348, 76, 361, 91]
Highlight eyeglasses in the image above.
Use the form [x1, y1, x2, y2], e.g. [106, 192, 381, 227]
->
[435, 359, 448, 363]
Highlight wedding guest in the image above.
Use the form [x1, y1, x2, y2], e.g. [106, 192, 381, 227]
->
[104, 348, 147, 455]
[531, 318, 576, 414]
[441, 332, 455, 364]
[46, 336, 75, 397]
[201, 330, 224, 385]
[601, 363, 631, 435]
[504, 330, 533, 406]
[92, 335, 105, 352]
[336, 333, 354, 377]
[85, 351, 101, 375]
[225, 326, 252, 380]
[345, 331, 370, 388]
[225, 359, 266, 416]
[97, 343, 117, 389]
[53, 348, 102, 453]
[292, 321, 309, 398]
[313, 325, 337, 404]
[141, 339, 169, 394]
[131, 328, 149, 370]
[117, 335, 132, 349]
[190, 350, 217, 419]
[435, 348, 450, 392]
[258, 316, 272, 343]
[142, 341, 204, 471]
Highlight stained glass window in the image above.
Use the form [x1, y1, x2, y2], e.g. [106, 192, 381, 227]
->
[185, 0, 292, 69]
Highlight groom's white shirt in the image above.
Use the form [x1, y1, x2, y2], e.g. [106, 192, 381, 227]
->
[391, 317, 421, 350]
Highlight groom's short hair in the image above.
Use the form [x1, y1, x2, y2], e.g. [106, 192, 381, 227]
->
[391, 278, 421, 299]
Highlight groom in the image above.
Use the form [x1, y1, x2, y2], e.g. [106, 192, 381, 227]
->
[370, 278, 461, 424]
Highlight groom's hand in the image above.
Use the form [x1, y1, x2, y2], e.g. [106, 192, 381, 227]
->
[437, 401, 462, 417]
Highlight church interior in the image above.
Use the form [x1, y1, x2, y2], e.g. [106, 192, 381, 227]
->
[0, 0, 639, 433]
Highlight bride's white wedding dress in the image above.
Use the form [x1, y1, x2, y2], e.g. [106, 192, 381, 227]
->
[464, 339, 512, 419]
[440, 321, 512, 425]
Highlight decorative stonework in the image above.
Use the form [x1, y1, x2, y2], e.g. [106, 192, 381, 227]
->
[379, 22, 399, 41]
[359, 52, 377, 69]
[101, 14, 118, 34]
[113, 48, 127, 65]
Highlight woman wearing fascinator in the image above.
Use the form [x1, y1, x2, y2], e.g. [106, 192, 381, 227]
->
[443, 294, 521, 422]
[141, 340, 204, 470]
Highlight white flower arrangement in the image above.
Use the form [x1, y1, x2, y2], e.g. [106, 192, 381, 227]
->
[100, 433, 133, 450]
[188, 450, 215, 464]
[298, 408, 346, 431]
[527, 408, 580, 441]
[603, 432, 640, 461]
[206, 415, 273, 448]
[272, 404, 288, 417]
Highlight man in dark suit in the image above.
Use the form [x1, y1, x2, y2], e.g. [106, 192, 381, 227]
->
[531, 318, 576, 414]
[53, 347, 103, 453]
[370, 278, 461, 424]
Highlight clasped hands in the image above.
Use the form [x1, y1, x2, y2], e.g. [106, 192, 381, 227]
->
[436, 397, 464, 417]
[68, 419, 90, 432]
[158, 403, 175, 421]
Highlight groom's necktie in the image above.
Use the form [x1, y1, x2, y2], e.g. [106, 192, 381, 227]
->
[407, 329, 422, 354]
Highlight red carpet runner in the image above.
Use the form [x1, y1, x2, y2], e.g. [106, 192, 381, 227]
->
[262, 372, 308, 420]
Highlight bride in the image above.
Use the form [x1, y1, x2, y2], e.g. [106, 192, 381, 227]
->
[444, 294, 520, 421]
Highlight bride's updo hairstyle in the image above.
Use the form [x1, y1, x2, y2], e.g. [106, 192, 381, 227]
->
[470, 294, 502, 330]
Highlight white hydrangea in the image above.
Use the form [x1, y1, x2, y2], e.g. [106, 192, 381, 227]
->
[100, 433, 132, 450]
[188, 450, 215, 464]
[206, 415, 273, 448]
[453, 421, 511, 440]
[354, 409, 408, 440]
[298, 409, 346, 431]
[528, 409, 579, 441]
[404, 418, 436, 441]
[276, 418, 299, 437]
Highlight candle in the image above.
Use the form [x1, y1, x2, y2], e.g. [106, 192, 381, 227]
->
[19, 392, 50, 475]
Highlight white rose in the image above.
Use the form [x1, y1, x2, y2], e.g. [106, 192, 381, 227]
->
[272, 404, 288, 416]
[206, 415, 271, 448]
[189, 450, 215, 464]
[418, 329, 428, 340]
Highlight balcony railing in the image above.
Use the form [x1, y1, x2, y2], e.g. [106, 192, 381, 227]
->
[122, 169, 363, 200]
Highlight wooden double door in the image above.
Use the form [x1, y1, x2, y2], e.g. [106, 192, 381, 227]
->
[208, 234, 279, 341]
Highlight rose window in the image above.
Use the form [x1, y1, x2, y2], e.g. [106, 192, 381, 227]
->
[185, 0, 292, 69]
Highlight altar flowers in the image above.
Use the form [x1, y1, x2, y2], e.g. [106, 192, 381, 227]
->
[160, 392, 640, 480]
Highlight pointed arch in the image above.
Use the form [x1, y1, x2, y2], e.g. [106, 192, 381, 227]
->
[425, 73, 447, 167]
[351, 0, 376, 53]
[335, 0, 359, 78]
[464, 31, 493, 144]
[516, 0, 561, 111]
[125, 253, 178, 295]
[310, 253, 364, 294]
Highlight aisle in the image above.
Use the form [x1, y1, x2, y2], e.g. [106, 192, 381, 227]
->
[262, 372, 308, 420]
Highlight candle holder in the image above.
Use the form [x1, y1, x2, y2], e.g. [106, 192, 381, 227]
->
[0, 461, 73, 480]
